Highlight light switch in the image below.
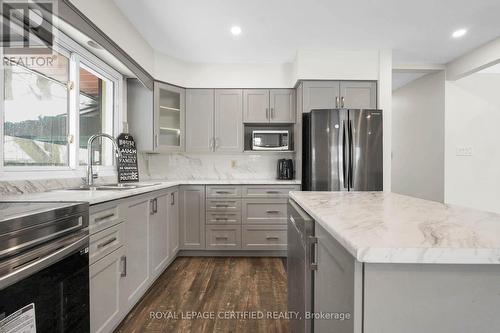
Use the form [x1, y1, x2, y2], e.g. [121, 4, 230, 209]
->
[456, 146, 473, 156]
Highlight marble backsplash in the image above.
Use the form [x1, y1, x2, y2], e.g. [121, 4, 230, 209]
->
[0, 152, 295, 195]
[140, 152, 295, 180]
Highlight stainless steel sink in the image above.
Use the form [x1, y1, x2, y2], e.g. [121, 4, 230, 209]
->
[64, 183, 161, 191]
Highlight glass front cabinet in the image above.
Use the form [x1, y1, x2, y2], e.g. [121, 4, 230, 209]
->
[128, 79, 185, 153]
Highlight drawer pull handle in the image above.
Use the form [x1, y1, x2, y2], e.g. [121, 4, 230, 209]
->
[266, 191, 280, 194]
[215, 204, 229, 208]
[266, 236, 280, 240]
[215, 236, 229, 240]
[215, 218, 228, 221]
[97, 237, 117, 249]
[94, 213, 115, 222]
[215, 191, 231, 194]
[266, 210, 281, 214]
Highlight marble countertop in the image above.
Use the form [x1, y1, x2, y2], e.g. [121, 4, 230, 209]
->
[289, 191, 500, 264]
[0, 179, 300, 205]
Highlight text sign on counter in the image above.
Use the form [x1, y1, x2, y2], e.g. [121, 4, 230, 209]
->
[117, 133, 139, 182]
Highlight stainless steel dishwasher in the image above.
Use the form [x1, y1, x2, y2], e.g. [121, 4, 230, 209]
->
[287, 199, 316, 333]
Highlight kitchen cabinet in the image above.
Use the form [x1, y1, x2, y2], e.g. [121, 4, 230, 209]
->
[243, 89, 295, 123]
[180, 185, 206, 249]
[340, 81, 377, 109]
[185, 89, 215, 152]
[122, 197, 151, 310]
[186, 89, 243, 153]
[215, 89, 243, 152]
[149, 193, 169, 278]
[127, 79, 185, 152]
[90, 246, 125, 333]
[313, 222, 363, 333]
[301, 80, 377, 113]
[168, 189, 180, 255]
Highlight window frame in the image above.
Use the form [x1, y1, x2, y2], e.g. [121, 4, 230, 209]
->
[0, 29, 123, 178]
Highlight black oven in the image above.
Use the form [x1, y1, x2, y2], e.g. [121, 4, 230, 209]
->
[0, 202, 90, 333]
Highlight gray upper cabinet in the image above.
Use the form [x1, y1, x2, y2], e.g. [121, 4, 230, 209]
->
[243, 89, 269, 123]
[301, 80, 377, 113]
[215, 89, 243, 152]
[270, 89, 295, 123]
[340, 81, 377, 109]
[302, 81, 340, 112]
[243, 89, 295, 123]
[186, 89, 215, 153]
[127, 79, 185, 153]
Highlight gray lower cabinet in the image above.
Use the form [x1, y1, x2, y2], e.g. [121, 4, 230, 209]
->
[122, 197, 151, 310]
[206, 225, 242, 250]
[149, 193, 169, 278]
[242, 224, 287, 250]
[314, 223, 363, 333]
[180, 185, 206, 249]
[168, 189, 180, 255]
[89, 246, 126, 333]
[242, 199, 288, 224]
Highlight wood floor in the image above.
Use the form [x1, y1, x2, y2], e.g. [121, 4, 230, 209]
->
[115, 257, 288, 333]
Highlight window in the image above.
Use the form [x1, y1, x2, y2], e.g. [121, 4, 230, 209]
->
[3, 50, 70, 166]
[1, 32, 122, 171]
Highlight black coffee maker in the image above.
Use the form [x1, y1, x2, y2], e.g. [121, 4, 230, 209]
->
[277, 159, 294, 180]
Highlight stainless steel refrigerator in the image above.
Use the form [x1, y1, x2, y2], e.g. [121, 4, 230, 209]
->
[302, 109, 383, 191]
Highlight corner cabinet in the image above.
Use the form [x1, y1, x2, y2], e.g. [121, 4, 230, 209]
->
[127, 79, 185, 153]
[243, 89, 295, 123]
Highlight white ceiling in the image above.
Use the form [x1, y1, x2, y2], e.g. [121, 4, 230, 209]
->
[113, 0, 500, 64]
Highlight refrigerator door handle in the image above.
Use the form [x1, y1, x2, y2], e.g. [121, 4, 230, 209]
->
[348, 119, 354, 188]
[342, 121, 347, 189]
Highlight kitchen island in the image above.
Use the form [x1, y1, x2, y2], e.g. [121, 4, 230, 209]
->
[289, 191, 500, 333]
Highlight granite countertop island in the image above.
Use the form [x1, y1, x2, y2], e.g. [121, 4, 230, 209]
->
[290, 191, 500, 264]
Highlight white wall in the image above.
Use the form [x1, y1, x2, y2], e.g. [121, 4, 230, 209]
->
[69, 0, 155, 74]
[392, 71, 445, 202]
[445, 73, 500, 213]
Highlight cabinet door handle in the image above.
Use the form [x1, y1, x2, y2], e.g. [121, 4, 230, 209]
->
[155, 133, 159, 148]
[215, 137, 220, 150]
[270, 107, 274, 119]
[170, 193, 175, 205]
[310, 236, 318, 270]
[94, 213, 115, 223]
[121, 255, 127, 277]
[341, 96, 345, 108]
[266, 108, 269, 119]
[266, 236, 280, 240]
[150, 199, 155, 215]
[154, 198, 158, 213]
[335, 96, 339, 108]
[266, 210, 281, 214]
[97, 237, 117, 249]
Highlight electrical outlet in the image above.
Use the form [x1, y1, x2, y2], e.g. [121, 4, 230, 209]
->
[231, 160, 237, 168]
[456, 146, 473, 156]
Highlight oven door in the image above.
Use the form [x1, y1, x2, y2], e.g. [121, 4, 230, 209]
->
[0, 233, 89, 333]
[252, 130, 289, 150]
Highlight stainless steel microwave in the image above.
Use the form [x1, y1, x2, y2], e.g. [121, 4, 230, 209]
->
[252, 130, 289, 151]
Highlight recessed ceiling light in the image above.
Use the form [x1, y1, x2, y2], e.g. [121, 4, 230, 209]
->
[230, 26, 242, 36]
[452, 29, 467, 38]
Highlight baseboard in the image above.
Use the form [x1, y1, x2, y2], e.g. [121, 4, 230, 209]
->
[178, 249, 287, 257]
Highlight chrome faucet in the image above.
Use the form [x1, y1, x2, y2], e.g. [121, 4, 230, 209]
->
[86, 133, 122, 188]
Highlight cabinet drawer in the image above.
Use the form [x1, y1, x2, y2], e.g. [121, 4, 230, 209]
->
[206, 225, 242, 249]
[206, 185, 241, 198]
[242, 185, 300, 198]
[89, 203, 123, 235]
[206, 211, 241, 225]
[242, 199, 288, 224]
[206, 199, 241, 212]
[89, 222, 124, 264]
[242, 225, 287, 250]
